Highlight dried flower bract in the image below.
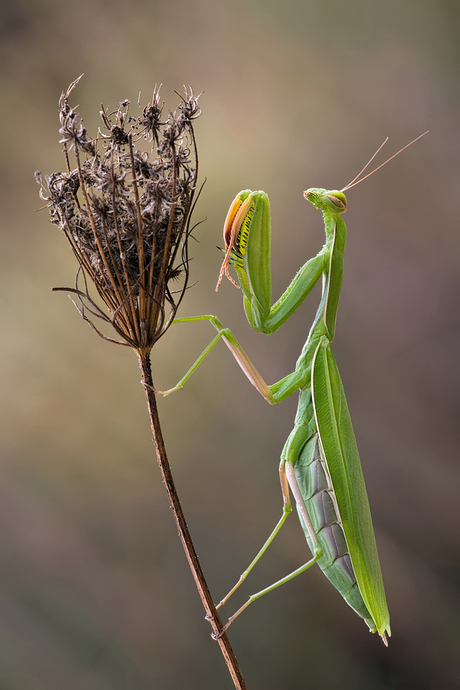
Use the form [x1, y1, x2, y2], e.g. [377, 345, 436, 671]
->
[36, 76, 201, 355]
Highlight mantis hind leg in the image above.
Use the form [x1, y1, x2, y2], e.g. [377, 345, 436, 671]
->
[216, 462, 293, 610]
[216, 425, 323, 634]
[216, 424, 311, 610]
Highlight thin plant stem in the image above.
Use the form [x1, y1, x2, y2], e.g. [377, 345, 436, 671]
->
[138, 351, 248, 690]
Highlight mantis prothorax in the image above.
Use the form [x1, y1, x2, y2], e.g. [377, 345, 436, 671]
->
[160, 134, 427, 645]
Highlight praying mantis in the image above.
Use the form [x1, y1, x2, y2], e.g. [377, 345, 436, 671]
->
[160, 135, 426, 645]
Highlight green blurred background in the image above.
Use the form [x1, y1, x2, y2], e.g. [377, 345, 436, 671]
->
[1, 0, 459, 687]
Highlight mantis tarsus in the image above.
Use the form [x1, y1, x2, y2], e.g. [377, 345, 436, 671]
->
[161, 134, 427, 645]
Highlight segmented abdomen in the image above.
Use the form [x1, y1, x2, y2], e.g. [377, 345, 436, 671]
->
[294, 436, 375, 630]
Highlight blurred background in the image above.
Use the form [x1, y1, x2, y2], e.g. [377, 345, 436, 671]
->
[0, 0, 459, 687]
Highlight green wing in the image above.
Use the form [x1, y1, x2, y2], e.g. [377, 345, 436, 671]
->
[312, 337, 391, 641]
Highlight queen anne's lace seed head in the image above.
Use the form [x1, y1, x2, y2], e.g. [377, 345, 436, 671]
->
[36, 76, 201, 354]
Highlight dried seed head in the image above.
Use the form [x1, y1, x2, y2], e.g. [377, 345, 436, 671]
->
[36, 76, 201, 355]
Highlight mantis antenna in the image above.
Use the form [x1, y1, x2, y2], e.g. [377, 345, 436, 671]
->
[340, 137, 389, 190]
[341, 131, 429, 192]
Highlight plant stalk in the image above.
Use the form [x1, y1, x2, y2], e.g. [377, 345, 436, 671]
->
[138, 351, 248, 690]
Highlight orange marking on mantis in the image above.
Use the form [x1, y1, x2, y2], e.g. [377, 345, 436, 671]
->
[216, 195, 253, 292]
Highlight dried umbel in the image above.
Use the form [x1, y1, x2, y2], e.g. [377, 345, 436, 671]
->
[36, 76, 201, 354]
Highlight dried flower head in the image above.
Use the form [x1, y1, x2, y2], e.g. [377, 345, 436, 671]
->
[36, 76, 201, 355]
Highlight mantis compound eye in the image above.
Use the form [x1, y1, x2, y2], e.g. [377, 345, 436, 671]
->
[326, 191, 347, 212]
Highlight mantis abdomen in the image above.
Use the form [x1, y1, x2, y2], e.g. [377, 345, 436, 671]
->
[294, 434, 377, 631]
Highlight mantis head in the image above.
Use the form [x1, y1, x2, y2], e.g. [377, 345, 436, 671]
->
[304, 188, 347, 215]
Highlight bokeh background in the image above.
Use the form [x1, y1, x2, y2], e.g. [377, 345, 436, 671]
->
[1, 0, 459, 688]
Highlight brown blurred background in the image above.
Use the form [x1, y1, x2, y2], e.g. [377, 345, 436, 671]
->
[1, 0, 459, 688]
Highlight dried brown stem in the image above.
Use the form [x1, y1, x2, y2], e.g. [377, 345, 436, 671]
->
[138, 351, 248, 690]
[39, 83, 241, 685]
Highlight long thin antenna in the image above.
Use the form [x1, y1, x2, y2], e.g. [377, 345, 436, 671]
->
[341, 131, 429, 192]
[342, 137, 388, 191]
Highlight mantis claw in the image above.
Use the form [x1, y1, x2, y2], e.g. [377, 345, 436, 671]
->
[140, 379, 156, 393]
[205, 612, 229, 641]
[157, 385, 183, 397]
[141, 380, 183, 396]
[211, 624, 229, 641]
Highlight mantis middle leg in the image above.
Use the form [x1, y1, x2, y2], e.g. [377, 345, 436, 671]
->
[158, 314, 308, 404]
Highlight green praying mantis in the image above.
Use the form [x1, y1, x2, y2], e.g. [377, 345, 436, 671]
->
[160, 134, 427, 645]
